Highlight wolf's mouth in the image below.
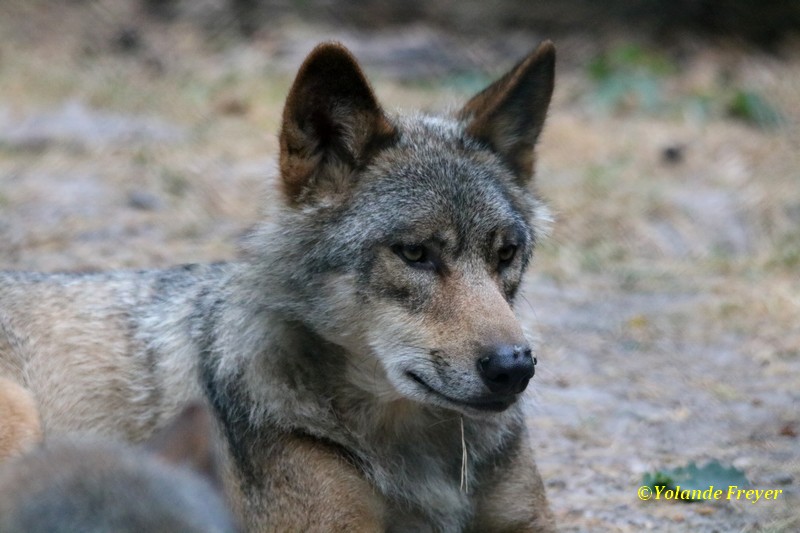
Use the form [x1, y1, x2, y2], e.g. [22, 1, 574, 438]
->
[406, 372, 514, 412]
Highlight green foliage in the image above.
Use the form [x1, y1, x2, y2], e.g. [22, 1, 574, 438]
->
[161, 169, 190, 198]
[588, 44, 676, 81]
[643, 460, 749, 502]
[768, 230, 800, 271]
[441, 72, 493, 95]
[586, 43, 784, 128]
[727, 89, 784, 128]
[586, 44, 676, 114]
[642, 470, 674, 489]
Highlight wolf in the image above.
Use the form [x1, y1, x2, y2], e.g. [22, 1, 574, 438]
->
[0, 403, 238, 532]
[0, 40, 556, 531]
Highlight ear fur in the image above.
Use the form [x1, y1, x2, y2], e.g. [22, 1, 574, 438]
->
[279, 42, 397, 205]
[145, 403, 222, 488]
[459, 41, 556, 183]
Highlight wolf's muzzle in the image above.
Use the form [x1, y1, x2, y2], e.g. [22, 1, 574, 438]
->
[477, 345, 535, 395]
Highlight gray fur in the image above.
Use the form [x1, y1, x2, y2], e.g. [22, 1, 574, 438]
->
[0, 431, 237, 533]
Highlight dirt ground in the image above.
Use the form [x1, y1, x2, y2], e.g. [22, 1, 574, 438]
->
[1, 2, 798, 531]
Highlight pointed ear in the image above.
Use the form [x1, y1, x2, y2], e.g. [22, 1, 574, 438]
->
[145, 403, 222, 488]
[458, 41, 555, 183]
[279, 42, 397, 205]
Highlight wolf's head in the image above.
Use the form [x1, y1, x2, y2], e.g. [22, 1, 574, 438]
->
[263, 42, 554, 417]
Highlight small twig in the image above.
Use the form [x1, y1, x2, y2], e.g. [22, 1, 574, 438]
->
[460, 416, 469, 494]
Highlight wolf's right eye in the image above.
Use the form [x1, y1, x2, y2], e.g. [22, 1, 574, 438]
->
[398, 244, 425, 263]
[392, 244, 432, 268]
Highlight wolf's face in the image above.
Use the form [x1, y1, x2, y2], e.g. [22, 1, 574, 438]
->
[274, 42, 554, 416]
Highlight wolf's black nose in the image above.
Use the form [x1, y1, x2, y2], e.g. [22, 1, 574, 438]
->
[478, 345, 535, 395]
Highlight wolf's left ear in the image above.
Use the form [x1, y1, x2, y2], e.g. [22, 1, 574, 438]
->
[458, 41, 555, 183]
[279, 42, 397, 205]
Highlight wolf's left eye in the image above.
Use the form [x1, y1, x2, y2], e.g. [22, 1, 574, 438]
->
[498, 244, 517, 265]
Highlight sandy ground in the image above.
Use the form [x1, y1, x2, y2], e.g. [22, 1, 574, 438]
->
[1, 2, 798, 531]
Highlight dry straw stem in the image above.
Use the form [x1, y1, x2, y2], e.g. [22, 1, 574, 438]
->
[460, 416, 468, 494]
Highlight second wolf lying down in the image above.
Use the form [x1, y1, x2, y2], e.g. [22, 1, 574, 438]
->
[0, 41, 557, 531]
[0, 403, 238, 533]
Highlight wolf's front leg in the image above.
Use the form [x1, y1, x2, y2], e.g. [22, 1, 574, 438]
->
[469, 428, 555, 533]
[231, 434, 385, 532]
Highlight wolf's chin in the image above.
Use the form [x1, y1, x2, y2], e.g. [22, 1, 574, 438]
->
[403, 371, 516, 416]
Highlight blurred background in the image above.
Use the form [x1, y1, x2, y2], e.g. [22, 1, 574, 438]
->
[1, 1, 798, 531]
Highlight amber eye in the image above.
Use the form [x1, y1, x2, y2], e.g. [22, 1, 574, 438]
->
[398, 244, 426, 263]
[498, 244, 517, 264]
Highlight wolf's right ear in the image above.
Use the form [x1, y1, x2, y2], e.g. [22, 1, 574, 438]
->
[458, 41, 555, 184]
[279, 42, 397, 206]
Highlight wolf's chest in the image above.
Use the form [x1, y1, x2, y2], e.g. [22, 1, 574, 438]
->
[359, 435, 478, 531]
